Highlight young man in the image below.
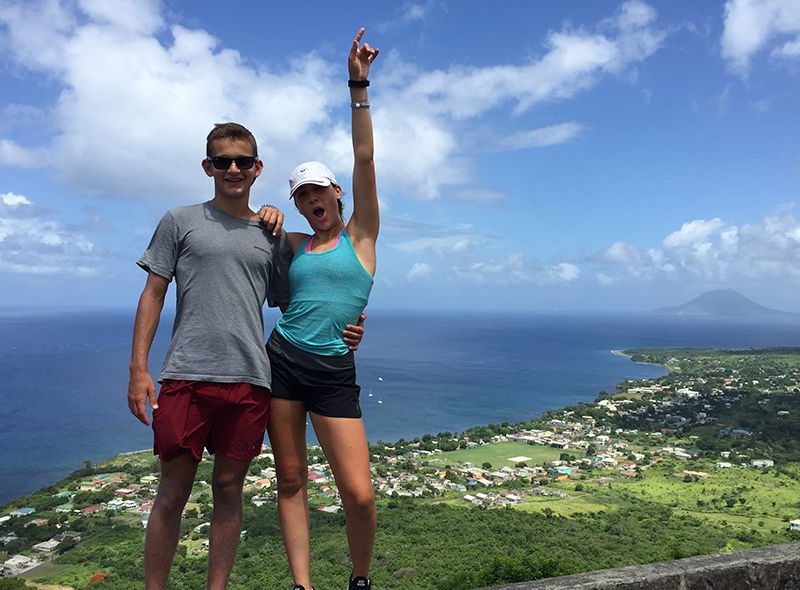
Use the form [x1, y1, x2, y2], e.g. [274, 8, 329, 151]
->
[128, 123, 361, 590]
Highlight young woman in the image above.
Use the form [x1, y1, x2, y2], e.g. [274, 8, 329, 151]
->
[260, 28, 380, 590]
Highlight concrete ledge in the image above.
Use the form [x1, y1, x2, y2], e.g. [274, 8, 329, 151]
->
[478, 542, 800, 590]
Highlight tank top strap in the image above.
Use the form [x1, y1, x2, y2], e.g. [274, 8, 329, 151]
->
[305, 229, 343, 253]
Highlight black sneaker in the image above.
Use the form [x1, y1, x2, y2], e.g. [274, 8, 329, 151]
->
[348, 575, 371, 590]
[293, 585, 314, 590]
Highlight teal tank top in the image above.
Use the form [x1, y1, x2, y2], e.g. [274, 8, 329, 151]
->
[276, 228, 373, 356]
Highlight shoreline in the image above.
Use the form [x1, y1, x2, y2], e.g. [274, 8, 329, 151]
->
[4, 346, 790, 508]
[611, 348, 669, 370]
[3, 349, 664, 509]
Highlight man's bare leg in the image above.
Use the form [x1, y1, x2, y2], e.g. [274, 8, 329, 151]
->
[206, 453, 252, 590]
[145, 452, 198, 590]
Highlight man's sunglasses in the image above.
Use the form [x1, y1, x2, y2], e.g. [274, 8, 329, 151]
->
[206, 156, 258, 170]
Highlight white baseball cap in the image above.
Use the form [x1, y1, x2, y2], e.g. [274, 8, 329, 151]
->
[288, 161, 337, 199]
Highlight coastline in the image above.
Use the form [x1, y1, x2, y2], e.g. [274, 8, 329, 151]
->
[2, 350, 665, 509]
[1, 340, 790, 508]
[611, 348, 669, 370]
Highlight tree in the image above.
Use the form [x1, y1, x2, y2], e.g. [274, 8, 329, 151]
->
[482, 462, 492, 470]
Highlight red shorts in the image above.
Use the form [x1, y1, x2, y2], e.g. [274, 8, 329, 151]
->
[153, 380, 270, 462]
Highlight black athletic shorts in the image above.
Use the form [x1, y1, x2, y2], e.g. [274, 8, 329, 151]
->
[266, 329, 362, 418]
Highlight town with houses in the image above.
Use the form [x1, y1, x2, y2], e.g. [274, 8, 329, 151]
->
[3, 348, 800, 581]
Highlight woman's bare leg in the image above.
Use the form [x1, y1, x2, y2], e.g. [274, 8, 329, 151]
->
[269, 399, 312, 588]
[310, 413, 376, 578]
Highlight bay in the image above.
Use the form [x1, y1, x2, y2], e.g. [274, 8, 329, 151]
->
[1, 309, 799, 506]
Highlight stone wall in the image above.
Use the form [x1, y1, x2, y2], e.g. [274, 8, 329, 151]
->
[478, 542, 800, 590]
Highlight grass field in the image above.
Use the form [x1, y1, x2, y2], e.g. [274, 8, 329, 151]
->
[417, 442, 800, 539]
[426, 441, 573, 469]
[22, 563, 95, 586]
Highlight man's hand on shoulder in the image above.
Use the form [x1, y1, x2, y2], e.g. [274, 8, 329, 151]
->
[343, 313, 367, 351]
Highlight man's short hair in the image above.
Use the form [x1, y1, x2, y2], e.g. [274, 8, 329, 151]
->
[206, 123, 258, 157]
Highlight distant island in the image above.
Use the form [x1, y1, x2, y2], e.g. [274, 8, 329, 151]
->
[653, 289, 799, 320]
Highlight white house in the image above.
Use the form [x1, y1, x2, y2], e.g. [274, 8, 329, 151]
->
[3, 554, 38, 574]
[751, 459, 774, 469]
[32, 540, 60, 552]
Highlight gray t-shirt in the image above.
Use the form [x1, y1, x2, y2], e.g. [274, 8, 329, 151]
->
[138, 202, 291, 388]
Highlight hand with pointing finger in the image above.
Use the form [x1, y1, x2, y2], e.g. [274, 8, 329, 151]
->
[349, 27, 379, 81]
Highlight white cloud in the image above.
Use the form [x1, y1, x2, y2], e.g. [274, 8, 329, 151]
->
[390, 234, 477, 255]
[390, 1, 665, 118]
[407, 261, 431, 281]
[0, 193, 101, 276]
[0, 140, 49, 168]
[378, 0, 436, 33]
[604, 240, 645, 265]
[0, 1, 340, 202]
[0, 0, 667, 204]
[662, 218, 726, 249]
[454, 252, 532, 284]
[548, 262, 580, 282]
[1, 192, 32, 207]
[595, 272, 618, 285]
[0, 104, 49, 133]
[494, 122, 584, 151]
[721, 0, 800, 74]
[597, 209, 800, 283]
[375, 2, 664, 197]
[77, 0, 162, 35]
[774, 38, 800, 57]
[399, 2, 433, 24]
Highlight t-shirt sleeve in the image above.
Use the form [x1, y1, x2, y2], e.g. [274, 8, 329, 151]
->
[267, 233, 292, 307]
[137, 211, 178, 281]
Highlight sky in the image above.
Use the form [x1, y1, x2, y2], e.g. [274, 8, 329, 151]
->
[1, 0, 799, 313]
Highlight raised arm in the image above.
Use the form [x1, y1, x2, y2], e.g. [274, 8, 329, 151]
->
[346, 28, 380, 260]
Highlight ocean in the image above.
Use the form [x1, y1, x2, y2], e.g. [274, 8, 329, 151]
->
[2, 309, 799, 506]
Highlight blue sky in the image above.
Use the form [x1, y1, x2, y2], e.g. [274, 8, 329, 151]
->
[1, 0, 799, 313]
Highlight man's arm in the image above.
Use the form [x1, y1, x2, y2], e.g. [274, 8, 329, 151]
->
[343, 313, 366, 351]
[128, 272, 169, 425]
